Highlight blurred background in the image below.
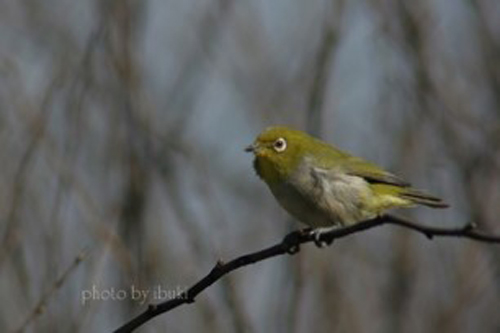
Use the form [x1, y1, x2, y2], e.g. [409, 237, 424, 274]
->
[1, 0, 500, 332]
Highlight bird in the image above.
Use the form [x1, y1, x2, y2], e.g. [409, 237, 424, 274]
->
[245, 126, 448, 242]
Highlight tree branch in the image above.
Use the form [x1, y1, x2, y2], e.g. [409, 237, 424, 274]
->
[16, 248, 88, 332]
[113, 214, 500, 332]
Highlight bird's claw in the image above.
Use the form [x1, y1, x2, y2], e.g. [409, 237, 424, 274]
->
[310, 228, 336, 248]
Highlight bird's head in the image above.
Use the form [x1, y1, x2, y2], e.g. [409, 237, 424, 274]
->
[245, 126, 311, 184]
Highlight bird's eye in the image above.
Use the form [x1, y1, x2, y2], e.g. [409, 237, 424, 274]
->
[273, 138, 287, 152]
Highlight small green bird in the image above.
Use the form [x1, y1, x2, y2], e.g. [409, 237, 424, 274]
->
[246, 126, 448, 239]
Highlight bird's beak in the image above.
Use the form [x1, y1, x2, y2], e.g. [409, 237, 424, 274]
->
[245, 143, 257, 153]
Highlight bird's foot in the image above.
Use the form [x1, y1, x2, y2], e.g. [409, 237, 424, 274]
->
[310, 226, 339, 248]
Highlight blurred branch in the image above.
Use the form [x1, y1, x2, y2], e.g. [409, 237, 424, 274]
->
[114, 214, 500, 332]
[306, 23, 338, 136]
[15, 248, 88, 333]
[0, 86, 56, 268]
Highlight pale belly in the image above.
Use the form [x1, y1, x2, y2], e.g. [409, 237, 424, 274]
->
[269, 170, 376, 228]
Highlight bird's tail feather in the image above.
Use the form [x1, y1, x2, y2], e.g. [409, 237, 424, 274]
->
[400, 189, 449, 208]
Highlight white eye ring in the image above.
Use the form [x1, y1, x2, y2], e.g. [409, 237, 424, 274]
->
[273, 138, 287, 152]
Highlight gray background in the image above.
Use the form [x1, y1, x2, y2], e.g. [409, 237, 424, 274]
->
[1, 0, 499, 332]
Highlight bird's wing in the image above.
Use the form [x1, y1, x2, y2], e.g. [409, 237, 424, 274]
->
[340, 157, 410, 187]
[310, 142, 410, 187]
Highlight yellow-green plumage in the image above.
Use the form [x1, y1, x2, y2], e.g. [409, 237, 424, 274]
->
[246, 126, 447, 228]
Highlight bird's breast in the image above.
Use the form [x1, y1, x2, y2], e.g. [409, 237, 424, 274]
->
[269, 160, 375, 227]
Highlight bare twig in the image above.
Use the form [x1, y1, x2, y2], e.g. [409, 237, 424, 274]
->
[113, 214, 500, 332]
[15, 248, 89, 333]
